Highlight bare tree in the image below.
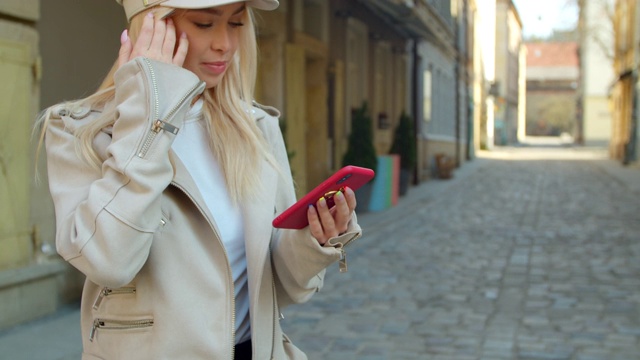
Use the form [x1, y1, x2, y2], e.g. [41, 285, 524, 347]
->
[576, 0, 615, 60]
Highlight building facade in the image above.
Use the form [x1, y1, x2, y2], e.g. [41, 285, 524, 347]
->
[610, 0, 639, 165]
[577, 0, 614, 147]
[0, 0, 487, 331]
[525, 42, 580, 137]
[494, 0, 523, 145]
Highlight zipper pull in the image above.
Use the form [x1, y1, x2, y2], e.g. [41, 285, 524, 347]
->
[339, 249, 348, 273]
[152, 119, 179, 134]
[90, 319, 102, 342]
[92, 287, 109, 310]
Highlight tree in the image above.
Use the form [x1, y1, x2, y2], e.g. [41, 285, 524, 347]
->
[576, 0, 615, 61]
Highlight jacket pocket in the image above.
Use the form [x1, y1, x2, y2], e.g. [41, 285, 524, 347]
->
[89, 317, 154, 343]
[92, 286, 137, 310]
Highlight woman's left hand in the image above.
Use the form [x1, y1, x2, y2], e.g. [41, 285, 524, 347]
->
[308, 187, 357, 245]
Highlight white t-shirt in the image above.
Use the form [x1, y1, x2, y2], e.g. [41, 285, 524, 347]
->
[171, 99, 251, 344]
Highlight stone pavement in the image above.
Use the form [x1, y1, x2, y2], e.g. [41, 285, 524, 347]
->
[1, 145, 639, 360]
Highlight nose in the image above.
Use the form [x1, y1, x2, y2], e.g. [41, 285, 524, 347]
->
[211, 24, 231, 53]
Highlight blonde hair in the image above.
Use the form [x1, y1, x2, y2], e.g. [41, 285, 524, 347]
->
[37, 6, 274, 203]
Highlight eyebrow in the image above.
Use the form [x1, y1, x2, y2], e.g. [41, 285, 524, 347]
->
[193, 4, 246, 16]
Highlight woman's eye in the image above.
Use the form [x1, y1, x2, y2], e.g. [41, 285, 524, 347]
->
[229, 22, 244, 28]
[194, 22, 212, 28]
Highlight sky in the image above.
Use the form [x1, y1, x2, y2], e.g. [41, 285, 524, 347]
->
[512, 0, 579, 39]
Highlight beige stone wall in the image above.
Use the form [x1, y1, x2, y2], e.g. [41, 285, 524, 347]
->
[0, 0, 75, 331]
[583, 97, 612, 146]
[0, 6, 40, 270]
[0, 0, 39, 21]
[0, 0, 125, 331]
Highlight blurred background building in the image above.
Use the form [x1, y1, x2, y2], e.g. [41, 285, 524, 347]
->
[577, 0, 614, 148]
[1, 0, 633, 334]
[525, 42, 579, 137]
[493, 0, 524, 146]
[610, 0, 640, 164]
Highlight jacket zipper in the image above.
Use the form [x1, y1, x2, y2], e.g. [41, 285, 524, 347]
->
[269, 247, 277, 360]
[137, 58, 205, 158]
[92, 286, 137, 310]
[170, 182, 237, 359]
[89, 318, 153, 342]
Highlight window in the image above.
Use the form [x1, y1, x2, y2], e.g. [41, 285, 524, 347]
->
[423, 69, 432, 122]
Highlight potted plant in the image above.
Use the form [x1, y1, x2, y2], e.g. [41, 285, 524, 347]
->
[389, 111, 416, 196]
[342, 102, 378, 211]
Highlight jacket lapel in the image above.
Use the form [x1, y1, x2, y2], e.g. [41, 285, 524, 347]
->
[242, 157, 279, 306]
[171, 147, 279, 307]
[169, 151, 223, 240]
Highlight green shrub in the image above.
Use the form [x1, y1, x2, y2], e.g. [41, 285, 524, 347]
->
[342, 102, 378, 176]
[389, 111, 416, 170]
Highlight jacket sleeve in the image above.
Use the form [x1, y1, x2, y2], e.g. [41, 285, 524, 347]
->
[46, 58, 204, 288]
[256, 110, 362, 307]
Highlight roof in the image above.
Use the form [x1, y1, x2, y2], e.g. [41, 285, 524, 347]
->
[526, 42, 579, 67]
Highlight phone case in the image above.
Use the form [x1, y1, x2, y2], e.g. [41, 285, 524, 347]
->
[272, 165, 375, 229]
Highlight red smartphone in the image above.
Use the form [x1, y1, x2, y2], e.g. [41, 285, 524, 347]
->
[272, 165, 375, 229]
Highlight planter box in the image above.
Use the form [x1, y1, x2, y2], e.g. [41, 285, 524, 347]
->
[368, 155, 399, 212]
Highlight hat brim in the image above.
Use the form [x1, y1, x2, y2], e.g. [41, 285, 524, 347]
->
[162, 0, 278, 11]
[119, 0, 278, 22]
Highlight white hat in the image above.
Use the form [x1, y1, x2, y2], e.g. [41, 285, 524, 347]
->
[117, 0, 279, 21]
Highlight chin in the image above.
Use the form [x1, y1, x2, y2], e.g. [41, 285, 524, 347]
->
[203, 76, 223, 89]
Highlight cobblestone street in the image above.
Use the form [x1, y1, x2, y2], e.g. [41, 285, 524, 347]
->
[1, 146, 639, 360]
[281, 146, 640, 360]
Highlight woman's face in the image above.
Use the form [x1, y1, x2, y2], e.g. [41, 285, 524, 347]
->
[172, 3, 245, 89]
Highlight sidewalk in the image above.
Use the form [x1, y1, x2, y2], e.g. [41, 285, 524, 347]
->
[1, 155, 487, 360]
[0, 144, 640, 360]
[0, 302, 81, 360]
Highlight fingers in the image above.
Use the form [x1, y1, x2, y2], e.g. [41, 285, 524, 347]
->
[118, 12, 187, 68]
[173, 32, 189, 66]
[307, 205, 326, 245]
[308, 187, 358, 245]
[316, 197, 337, 234]
[134, 13, 155, 57]
[343, 186, 358, 212]
[163, 19, 177, 57]
[332, 190, 352, 232]
[150, 16, 168, 55]
[118, 29, 133, 69]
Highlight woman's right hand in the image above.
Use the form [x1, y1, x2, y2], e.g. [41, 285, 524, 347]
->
[118, 12, 189, 69]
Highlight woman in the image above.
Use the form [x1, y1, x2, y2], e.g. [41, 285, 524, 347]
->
[39, 0, 362, 358]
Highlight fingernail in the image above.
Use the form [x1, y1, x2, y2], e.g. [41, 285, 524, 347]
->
[146, 12, 154, 19]
[181, 32, 187, 39]
[318, 197, 327, 208]
[335, 190, 344, 202]
[120, 29, 128, 44]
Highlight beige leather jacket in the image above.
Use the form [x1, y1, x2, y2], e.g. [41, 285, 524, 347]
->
[44, 58, 361, 359]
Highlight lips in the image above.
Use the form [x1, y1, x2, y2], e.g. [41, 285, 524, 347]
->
[203, 61, 228, 75]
